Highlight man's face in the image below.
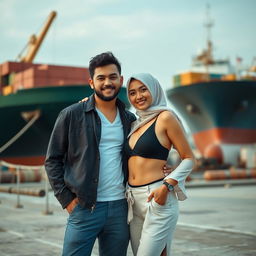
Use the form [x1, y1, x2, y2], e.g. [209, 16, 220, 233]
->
[89, 64, 123, 101]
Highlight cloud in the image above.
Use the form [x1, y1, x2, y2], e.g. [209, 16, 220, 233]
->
[49, 0, 121, 18]
[1, 0, 255, 92]
[54, 8, 201, 44]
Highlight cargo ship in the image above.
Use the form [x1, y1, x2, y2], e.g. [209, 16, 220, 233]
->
[0, 12, 129, 166]
[166, 7, 256, 166]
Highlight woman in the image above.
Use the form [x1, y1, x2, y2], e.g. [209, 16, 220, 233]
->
[125, 73, 195, 256]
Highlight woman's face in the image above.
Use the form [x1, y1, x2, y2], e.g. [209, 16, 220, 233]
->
[128, 79, 152, 110]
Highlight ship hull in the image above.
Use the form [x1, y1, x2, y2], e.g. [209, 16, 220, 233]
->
[166, 81, 256, 164]
[0, 85, 129, 165]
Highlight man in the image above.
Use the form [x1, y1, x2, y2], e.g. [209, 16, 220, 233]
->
[45, 52, 136, 256]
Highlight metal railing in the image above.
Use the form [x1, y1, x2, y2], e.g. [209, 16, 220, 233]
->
[0, 160, 53, 215]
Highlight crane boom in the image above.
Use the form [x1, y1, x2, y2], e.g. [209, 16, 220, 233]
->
[20, 11, 57, 63]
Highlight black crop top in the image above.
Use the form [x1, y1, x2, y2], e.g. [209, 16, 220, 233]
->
[125, 119, 169, 160]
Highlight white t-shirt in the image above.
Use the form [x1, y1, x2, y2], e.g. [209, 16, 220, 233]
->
[96, 108, 125, 201]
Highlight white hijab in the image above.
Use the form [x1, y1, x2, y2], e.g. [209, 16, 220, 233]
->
[126, 73, 171, 137]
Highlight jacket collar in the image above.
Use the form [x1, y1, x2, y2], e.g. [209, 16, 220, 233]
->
[83, 94, 126, 112]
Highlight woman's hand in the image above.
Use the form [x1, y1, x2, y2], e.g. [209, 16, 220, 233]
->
[147, 185, 169, 205]
[79, 97, 89, 103]
[163, 164, 173, 177]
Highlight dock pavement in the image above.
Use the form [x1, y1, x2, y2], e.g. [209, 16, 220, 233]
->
[0, 176, 256, 256]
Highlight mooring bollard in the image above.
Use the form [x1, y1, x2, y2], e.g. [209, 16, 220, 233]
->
[15, 167, 23, 208]
[42, 167, 53, 215]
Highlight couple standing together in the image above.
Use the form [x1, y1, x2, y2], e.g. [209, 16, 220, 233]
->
[45, 52, 195, 256]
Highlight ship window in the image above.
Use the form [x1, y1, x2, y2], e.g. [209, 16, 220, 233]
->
[186, 103, 199, 114]
[236, 100, 248, 112]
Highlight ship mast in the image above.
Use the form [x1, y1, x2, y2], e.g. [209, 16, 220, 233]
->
[204, 4, 214, 78]
[193, 4, 215, 77]
[204, 4, 214, 64]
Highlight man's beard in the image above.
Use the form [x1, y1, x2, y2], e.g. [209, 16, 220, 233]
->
[94, 85, 120, 101]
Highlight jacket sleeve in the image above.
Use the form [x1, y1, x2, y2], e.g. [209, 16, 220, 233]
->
[44, 110, 76, 209]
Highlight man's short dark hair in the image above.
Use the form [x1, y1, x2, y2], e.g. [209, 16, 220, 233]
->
[89, 52, 121, 78]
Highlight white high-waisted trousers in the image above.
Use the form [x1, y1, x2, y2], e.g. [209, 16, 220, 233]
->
[126, 180, 179, 256]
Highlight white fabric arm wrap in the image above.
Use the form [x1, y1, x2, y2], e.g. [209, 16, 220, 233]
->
[164, 158, 194, 182]
[164, 158, 194, 201]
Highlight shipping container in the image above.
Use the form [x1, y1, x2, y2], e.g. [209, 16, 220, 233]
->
[209, 73, 222, 80]
[2, 85, 13, 95]
[221, 74, 236, 81]
[8, 72, 16, 84]
[173, 74, 181, 87]
[180, 72, 208, 86]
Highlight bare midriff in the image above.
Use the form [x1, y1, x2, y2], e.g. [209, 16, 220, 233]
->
[128, 156, 167, 186]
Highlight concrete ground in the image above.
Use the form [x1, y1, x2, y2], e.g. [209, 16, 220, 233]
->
[0, 179, 255, 256]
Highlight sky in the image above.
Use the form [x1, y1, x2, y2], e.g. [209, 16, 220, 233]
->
[0, 0, 255, 93]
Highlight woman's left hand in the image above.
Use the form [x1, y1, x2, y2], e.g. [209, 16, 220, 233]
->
[163, 164, 173, 177]
[147, 185, 169, 205]
[79, 97, 89, 103]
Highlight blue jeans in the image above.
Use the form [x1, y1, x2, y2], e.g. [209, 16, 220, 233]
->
[62, 199, 129, 256]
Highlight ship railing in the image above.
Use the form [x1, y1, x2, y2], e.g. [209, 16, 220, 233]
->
[0, 160, 53, 215]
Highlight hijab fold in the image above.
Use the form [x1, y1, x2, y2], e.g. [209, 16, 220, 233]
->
[126, 73, 175, 137]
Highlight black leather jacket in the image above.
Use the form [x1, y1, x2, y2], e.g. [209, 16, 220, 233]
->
[45, 95, 136, 210]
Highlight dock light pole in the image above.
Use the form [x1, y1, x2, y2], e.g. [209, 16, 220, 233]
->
[42, 167, 53, 215]
[15, 167, 23, 208]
